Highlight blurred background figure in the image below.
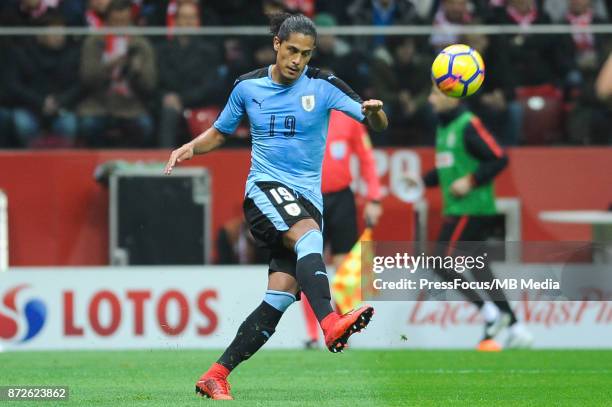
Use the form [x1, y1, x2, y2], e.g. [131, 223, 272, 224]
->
[430, 0, 474, 51]
[348, 0, 420, 52]
[216, 216, 270, 265]
[9, 13, 80, 147]
[86, 0, 111, 28]
[387, 36, 436, 145]
[146, 0, 220, 28]
[283, 0, 315, 17]
[247, 0, 291, 76]
[78, 0, 157, 147]
[489, 0, 569, 87]
[0, 0, 85, 26]
[462, 31, 520, 146]
[309, 13, 351, 76]
[594, 52, 612, 144]
[543, 0, 608, 22]
[563, 0, 612, 144]
[423, 85, 533, 349]
[0, 42, 16, 148]
[156, 0, 223, 147]
[487, 0, 572, 145]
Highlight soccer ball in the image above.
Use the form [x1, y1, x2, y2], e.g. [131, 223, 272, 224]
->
[431, 44, 485, 98]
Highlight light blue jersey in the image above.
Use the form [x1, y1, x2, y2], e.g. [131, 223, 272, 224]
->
[213, 65, 366, 213]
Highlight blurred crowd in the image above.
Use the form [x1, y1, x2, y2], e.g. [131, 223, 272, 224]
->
[1, 0, 612, 148]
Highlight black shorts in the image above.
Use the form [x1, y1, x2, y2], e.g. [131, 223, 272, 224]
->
[243, 181, 322, 278]
[323, 187, 358, 255]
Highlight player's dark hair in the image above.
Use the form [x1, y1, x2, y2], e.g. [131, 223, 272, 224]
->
[269, 13, 317, 43]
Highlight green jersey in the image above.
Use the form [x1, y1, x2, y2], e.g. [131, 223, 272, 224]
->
[434, 110, 504, 216]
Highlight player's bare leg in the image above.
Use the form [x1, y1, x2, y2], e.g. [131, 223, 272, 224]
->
[195, 272, 298, 399]
[284, 219, 373, 353]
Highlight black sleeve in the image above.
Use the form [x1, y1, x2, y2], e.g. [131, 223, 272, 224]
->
[464, 119, 508, 186]
[423, 169, 439, 187]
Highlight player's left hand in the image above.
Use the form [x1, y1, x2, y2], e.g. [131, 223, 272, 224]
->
[362, 100, 384, 116]
[364, 201, 383, 227]
[450, 175, 474, 197]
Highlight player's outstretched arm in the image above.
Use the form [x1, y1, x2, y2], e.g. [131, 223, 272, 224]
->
[362, 100, 388, 132]
[164, 127, 226, 174]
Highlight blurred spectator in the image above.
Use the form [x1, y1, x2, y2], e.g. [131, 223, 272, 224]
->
[347, 0, 420, 50]
[309, 13, 351, 74]
[430, 0, 474, 51]
[0, 44, 15, 148]
[219, 37, 253, 90]
[0, 109, 12, 148]
[251, 0, 291, 25]
[145, 0, 221, 27]
[0, 0, 84, 26]
[78, 0, 157, 147]
[283, 0, 315, 17]
[86, 0, 110, 28]
[489, 1, 574, 144]
[564, 0, 608, 70]
[387, 37, 436, 145]
[463, 31, 522, 145]
[217, 217, 269, 264]
[156, 1, 223, 147]
[489, 0, 573, 87]
[316, 1, 353, 24]
[544, 0, 608, 22]
[587, 52, 612, 144]
[8, 13, 80, 147]
[206, 0, 263, 26]
[487, 0, 545, 7]
[246, 0, 290, 73]
[563, 0, 611, 144]
[421, 0, 497, 19]
[411, 0, 437, 19]
[595, 53, 612, 100]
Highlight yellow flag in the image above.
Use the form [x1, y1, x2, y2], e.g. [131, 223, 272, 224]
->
[332, 228, 375, 314]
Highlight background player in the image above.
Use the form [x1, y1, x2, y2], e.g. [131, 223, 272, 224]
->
[418, 85, 532, 350]
[302, 108, 383, 348]
[165, 13, 388, 400]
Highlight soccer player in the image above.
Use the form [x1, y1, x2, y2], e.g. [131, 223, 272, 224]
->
[164, 13, 388, 400]
[421, 85, 532, 351]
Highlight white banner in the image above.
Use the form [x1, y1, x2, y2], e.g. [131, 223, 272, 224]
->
[0, 267, 610, 351]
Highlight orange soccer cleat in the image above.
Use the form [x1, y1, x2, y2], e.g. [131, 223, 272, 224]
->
[195, 366, 233, 400]
[477, 339, 502, 352]
[323, 305, 374, 353]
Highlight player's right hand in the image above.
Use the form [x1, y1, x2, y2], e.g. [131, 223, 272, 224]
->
[164, 143, 194, 174]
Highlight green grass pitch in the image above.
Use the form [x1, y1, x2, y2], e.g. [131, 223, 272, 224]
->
[2, 349, 611, 406]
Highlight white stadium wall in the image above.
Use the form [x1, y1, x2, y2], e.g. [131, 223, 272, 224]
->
[1, 267, 611, 351]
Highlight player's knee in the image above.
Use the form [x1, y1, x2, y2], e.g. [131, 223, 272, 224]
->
[263, 289, 296, 312]
[294, 229, 323, 259]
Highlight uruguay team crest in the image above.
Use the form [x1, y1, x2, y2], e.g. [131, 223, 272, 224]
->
[301, 95, 315, 112]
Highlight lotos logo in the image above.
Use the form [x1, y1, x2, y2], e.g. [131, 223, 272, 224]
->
[0, 285, 47, 342]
